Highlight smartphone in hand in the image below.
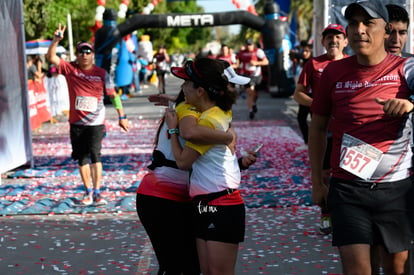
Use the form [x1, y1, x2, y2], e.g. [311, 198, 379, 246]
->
[252, 143, 263, 153]
[168, 100, 176, 111]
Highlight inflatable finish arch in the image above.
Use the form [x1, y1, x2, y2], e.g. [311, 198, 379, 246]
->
[94, 2, 293, 97]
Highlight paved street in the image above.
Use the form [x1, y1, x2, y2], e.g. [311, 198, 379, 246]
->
[0, 75, 342, 274]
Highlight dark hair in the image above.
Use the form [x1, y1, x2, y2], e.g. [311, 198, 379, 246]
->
[175, 89, 185, 105]
[300, 40, 312, 48]
[386, 4, 409, 27]
[191, 58, 237, 111]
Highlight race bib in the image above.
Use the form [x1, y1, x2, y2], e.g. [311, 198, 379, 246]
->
[75, 96, 97, 112]
[339, 134, 383, 180]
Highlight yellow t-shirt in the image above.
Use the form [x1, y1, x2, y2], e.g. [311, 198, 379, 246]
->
[183, 106, 240, 197]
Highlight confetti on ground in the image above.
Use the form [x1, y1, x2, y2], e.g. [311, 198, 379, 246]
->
[0, 208, 341, 275]
[1, 119, 311, 215]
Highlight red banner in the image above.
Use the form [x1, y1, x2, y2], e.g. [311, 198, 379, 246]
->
[28, 79, 51, 130]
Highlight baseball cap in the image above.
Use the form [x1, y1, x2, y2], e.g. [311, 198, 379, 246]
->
[344, 0, 389, 23]
[322, 23, 346, 37]
[246, 39, 254, 45]
[76, 42, 94, 52]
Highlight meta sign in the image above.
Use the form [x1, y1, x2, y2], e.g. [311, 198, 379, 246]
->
[166, 14, 214, 27]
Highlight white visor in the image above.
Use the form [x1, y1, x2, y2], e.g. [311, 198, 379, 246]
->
[223, 66, 250, 85]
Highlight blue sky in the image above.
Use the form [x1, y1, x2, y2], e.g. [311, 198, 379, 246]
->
[197, 0, 241, 34]
[197, 0, 239, 12]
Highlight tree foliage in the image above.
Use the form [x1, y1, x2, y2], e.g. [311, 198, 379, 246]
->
[23, 0, 314, 54]
[23, 0, 213, 54]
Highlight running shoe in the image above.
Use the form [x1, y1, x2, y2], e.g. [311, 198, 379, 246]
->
[320, 213, 332, 235]
[252, 104, 258, 113]
[93, 194, 108, 206]
[249, 111, 255, 120]
[80, 193, 93, 206]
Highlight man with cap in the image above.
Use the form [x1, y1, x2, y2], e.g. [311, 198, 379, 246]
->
[294, 23, 348, 235]
[47, 24, 130, 206]
[236, 39, 269, 119]
[309, 1, 414, 273]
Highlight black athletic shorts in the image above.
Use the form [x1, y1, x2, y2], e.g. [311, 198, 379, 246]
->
[243, 75, 262, 88]
[328, 177, 414, 253]
[192, 202, 245, 244]
[70, 124, 105, 165]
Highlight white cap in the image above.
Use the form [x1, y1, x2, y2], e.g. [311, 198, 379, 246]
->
[223, 65, 250, 85]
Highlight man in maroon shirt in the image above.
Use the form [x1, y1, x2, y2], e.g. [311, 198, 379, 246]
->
[47, 24, 130, 206]
[309, 1, 414, 273]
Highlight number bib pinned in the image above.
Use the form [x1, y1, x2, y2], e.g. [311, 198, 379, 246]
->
[75, 96, 98, 112]
[339, 134, 383, 180]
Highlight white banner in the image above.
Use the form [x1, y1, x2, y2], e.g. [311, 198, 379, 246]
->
[0, 0, 33, 174]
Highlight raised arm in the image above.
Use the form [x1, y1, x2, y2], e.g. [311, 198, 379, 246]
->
[46, 24, 66, 66]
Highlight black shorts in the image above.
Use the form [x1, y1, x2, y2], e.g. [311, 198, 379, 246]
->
[243, 75, 262, 88]
[192, 202, 245, 244]
[328, 177, 414, 253]
[70, 124, 105, 165]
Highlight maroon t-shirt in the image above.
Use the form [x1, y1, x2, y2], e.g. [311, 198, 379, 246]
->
[312, 54, 414, 181]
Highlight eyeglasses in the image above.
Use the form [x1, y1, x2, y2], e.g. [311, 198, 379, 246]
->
[78, 49, 92, 55]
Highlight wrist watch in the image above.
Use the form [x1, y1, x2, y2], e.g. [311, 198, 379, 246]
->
[167, 128, 179, 135]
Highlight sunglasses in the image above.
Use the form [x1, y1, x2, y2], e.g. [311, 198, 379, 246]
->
[78, 49, 93, 55]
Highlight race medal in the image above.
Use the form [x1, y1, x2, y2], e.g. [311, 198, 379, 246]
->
[339, 134, 383, 180]
[75, 96, 98, 112]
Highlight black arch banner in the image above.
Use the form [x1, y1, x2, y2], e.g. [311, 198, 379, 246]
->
[95, 2, 293, 97]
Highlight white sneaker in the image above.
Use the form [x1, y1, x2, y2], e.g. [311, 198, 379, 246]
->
[93, 194, 108, 206]
[80, 193, 93, 206]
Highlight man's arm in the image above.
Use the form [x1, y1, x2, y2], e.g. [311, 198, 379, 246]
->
[254, 55, 269, 66]
[46, 24, 66, 66]
[293, 83, 313, 107]
[308, 114, 330, 207]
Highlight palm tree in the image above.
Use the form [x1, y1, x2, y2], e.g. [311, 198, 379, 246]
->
[290, 0, 313, 42]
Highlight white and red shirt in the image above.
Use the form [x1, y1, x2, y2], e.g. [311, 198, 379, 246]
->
[136, 103, 198, 203]
[236, 48, 266, 77]
[312, 54, 414, 182]
[59, 59, 115, 125]
[216, 54, 236, 66]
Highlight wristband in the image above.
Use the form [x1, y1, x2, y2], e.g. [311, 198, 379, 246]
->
[167, 128, 179, 135]
[119, 115, 127, 120]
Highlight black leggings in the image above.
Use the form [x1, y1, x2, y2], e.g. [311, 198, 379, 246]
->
[136, 194, 200, 275]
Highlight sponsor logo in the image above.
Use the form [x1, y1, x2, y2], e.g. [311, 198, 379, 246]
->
[167, 14, 214, 27]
